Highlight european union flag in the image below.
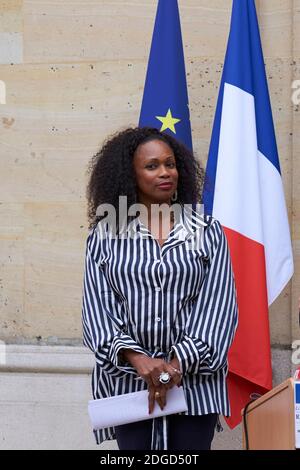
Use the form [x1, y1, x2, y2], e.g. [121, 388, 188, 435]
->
[139, 0, 192, 151]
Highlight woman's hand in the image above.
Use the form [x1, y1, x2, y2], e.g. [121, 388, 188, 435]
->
[121, 349, 182, 413]
[148, 357, 182, 414]
[137, 356, 182, 414]
[122, 350, 178, 386]
[147, 362, 182, 413]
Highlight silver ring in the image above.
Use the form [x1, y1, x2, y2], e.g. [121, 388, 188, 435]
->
[159, 371, 171, 384]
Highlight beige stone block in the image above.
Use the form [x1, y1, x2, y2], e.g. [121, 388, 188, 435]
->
[179, 0, 232, 59]
[294, 0, 300, 57]
[269, 284, 292, 345]
[271, 348, 293, 386]
[257, 0, 292, 58]
[185, 57, 223, 166]
[0, 61, 144, 203]
[0, 203, 25, 339]
[23, 0, 280, 64]
[0, 33, 23, 64]
[23, 0, 156, 63]
[180, 0, 292, 60]
[259, 0, 291, 10]
[0, 371, 96, 449]
[0, 0, 23, 64]
[22, 202, 87, 340]
[0, 266, 24, 339]
[0, 236, 23, 266]
[0, 60, 142, 115]
[0, 0, 23, 33]
[0, 202, 25, 236]
[0, 345, 94, 373]
[0, 143, 85, 203]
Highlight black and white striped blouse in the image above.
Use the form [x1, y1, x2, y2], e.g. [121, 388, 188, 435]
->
[81, 203, 238, 449]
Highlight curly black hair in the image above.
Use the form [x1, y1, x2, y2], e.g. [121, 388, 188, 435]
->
[86, 127, 205, 230]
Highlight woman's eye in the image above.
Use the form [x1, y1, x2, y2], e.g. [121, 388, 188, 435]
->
[145, 162, 175, 169]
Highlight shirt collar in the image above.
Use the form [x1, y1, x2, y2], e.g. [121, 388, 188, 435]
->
[122, 203, 207, 240]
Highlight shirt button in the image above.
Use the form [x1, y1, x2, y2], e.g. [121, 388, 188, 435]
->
[156, 317, 161, 322]
[155, 287, 161, 292]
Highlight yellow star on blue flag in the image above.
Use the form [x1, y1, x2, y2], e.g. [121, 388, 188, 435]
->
[155, 109, 181, 134]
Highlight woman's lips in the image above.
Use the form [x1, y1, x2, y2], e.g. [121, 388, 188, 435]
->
[157, 183, 173, 189]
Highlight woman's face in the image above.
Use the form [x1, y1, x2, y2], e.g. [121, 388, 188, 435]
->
[133, 139, 179, 206]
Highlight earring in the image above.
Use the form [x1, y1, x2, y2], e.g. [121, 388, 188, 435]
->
[171, 190, 178, 202]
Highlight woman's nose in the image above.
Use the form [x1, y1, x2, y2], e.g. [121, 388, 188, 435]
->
[159, 165, 170, 177]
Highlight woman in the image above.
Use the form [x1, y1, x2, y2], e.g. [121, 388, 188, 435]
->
[82, 127, 238, 450]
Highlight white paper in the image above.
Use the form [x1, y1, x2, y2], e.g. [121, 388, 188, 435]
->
[88, 386, 188, 430]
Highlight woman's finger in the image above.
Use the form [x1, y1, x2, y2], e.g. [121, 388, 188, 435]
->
[166, 365, 182, 386]
[148, 388, 155, 414]
[154, 386, 168, 410]
[160, 389, 167, 409]
[142, 372, 158, 391]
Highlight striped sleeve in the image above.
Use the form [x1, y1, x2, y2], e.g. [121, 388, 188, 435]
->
[171, 219, 238, 376]
[81, 229, 150, 378]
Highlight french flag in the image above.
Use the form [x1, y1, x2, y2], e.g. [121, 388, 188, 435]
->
[203, 0, 294, 427]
